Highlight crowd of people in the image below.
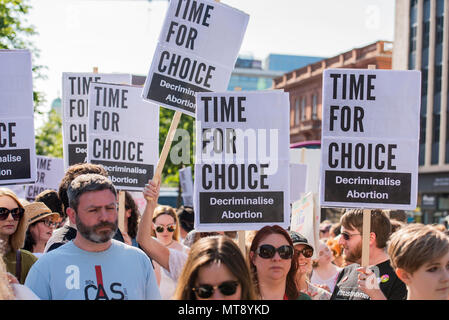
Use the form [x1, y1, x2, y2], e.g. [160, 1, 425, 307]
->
[1, 162, 449, 300]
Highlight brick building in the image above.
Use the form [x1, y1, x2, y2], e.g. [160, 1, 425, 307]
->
[273, 40, 392, 144]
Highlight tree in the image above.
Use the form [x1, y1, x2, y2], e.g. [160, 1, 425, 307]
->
[159, 108, 195, 187]
[0, 0, 46, 112]
[35, 108, 63, 158]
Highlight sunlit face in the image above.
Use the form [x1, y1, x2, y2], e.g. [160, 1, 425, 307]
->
[251, 233, 292, 282]
[72, 190, 118, 244]
[316, 242, 333, 266]
[295, 244, 312, 275]
[0, 196, 21, 241]
[194, 261, 241, 300]
[404, 251, 449, 300]
[153, 214, 176, 246]
[339, 226, 362, 263]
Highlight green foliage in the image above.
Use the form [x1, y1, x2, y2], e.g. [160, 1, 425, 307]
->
[35, 109, 63, 158]
[0, 0, 46, 113]
[159, 108, 195, 187]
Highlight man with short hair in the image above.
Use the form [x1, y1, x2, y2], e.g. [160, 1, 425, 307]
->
[25, 174, 161, 300]
[330, 209, 407, 300]
[45, 163, 124, 252]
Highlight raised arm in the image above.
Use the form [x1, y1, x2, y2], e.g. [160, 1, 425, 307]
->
[136, 179, 171, 271]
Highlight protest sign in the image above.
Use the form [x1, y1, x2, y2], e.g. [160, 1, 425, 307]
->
[62, 72, 131, 168]
[290, 192, 318, 258]
[24, 156, 64, 202]
[142, 0, 249, 116]
[179, 166, 194, 206]
[87, 83, 159, 191]
[289, 163, 307, 203]
[0, 50, 36, 186]
[320, 69, 421, 210]
[194, 91, 290, 231]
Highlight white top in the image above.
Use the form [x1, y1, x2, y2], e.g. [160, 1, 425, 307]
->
[310, 267, 341, 293]
[12, 284, 40, 300]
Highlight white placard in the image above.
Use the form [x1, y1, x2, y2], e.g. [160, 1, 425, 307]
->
[24, 156, 64, 202]
[87, 83, 159, 191]
[179, 166, 194, 206]
[194, 90, 290, 231]
[142, 0, 249, 116]
[0, 50, 36, 185]
[62, 72, 132, 168]
[289, 163, 307, 203]
[320, 69, 421, 210]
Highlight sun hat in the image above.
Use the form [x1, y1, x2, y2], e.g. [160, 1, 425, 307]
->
[24, 202, 60, 225]
[288, 230, 314, 251]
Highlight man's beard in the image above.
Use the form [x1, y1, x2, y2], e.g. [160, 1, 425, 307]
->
[75, 214, 118, 244]
[344, 241, 362, 264]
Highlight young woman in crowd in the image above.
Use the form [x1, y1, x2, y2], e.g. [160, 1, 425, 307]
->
[249, 225, 310, 300]
[289, 231, 332, 300]
[151, 204, 189, 299]
[173, 235, 257, 300]
[121, 191, 140, 247]
[310, 239, 341, 293]
[0, 188, 37, 284]
[22, 202, 60, 258]
[388, 223, 449, 300]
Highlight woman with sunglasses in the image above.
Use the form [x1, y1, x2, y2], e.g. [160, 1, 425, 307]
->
[249, 225, 310, 300]
[173, 235, 257, 300]
[151, 205, 189, 299]
[0, 188, 37, 284]
[22, 202, 60, 258]
[289, 231, 332, 300]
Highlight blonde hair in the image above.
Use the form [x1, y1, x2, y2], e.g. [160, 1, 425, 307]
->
[0, 240, 15, 300]
[151, 205, 180, 241]
[0, 188, 27, 252]
[388, 223, 449, 274]
[173, 236, 257, 300]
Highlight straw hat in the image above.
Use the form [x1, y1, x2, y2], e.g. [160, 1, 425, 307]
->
[24, 202, 60, 225]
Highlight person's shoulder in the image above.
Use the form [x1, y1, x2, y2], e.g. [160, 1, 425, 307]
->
[111, 240, 149, 258]
[19, 249, 38, 264]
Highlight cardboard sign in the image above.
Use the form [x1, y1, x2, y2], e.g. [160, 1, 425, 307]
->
[24, 156, 64, 202]
[289, 163, 307, 203]
[87, 83, 159, 191]
[0, 50, 37, 185]
[290, 192, 319, 258]
[142, 0, 249, 116]
[179, 166, 194, 206]
[194, 91, 290, 231]
[62, 72, 132, 168]
[320, 69, 421, 210]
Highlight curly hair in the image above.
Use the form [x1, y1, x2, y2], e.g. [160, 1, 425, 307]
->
[124, 191, 139, 239]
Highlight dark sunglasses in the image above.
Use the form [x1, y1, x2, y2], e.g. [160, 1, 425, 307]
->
[341, 232, 361, 241]
[0, 207, 24, 221]
[256, 244, 294, 260]
[155, 225, 175, 233]
[192, 281, 239, 299]
[295, 247, 314, 258]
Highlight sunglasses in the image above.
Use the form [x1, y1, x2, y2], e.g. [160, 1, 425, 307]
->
[295, 247, 314, 258]
[40, 219, 59, 228]
[341, 232, 361, 241]
[155, 225, 175, 233]
[0, 207, 25, 221]
[192, 281, 239, 299]
[256, 244, 294, 260]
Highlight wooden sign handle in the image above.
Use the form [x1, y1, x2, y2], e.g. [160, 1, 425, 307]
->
[145, 110, 182, 200]
[361, 209, 371, 267]
[238, 230, 246, 256]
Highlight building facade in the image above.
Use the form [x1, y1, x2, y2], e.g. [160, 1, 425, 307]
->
[273, 41, 392, 144]
[394, 0, 449, 225]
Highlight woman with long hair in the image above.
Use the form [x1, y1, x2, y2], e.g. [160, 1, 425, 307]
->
[173, 235, 257, 300]
[0, 188, 37, 284]
[249, 225, 310, 300]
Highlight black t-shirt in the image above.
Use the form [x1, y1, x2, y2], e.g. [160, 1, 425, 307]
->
[45, 224, 125, 252]
[330, 260, 407, 300]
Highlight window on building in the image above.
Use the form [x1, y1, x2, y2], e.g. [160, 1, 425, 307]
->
[312, 94, 317, 119]
[301, 97, 306, 121]
[295, 98, 300, 125]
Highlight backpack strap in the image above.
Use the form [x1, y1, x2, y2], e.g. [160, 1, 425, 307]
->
[15, 249, 22, 283]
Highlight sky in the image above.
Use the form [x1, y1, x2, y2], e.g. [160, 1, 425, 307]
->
[27, 0, 395, 121]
